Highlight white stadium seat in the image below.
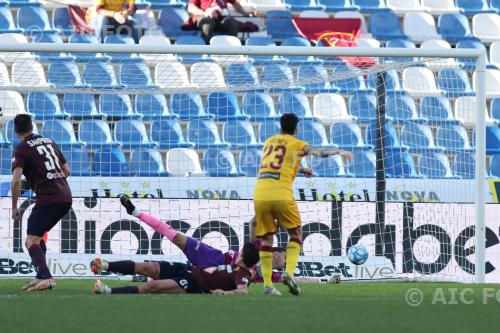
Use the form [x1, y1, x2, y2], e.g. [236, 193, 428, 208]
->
[402, 66, 442, 97]
[387, 0, 423, 15]
[0, 62, 10, 86]
[334, 11, 370, 36]
[155, 61, 193, 89]
[313, 93, 352, 125]
[191, 62, 227, 89]
[420, 39, 459, 69]
[139, 33, 175, 65]
[403, 12, 441, 42]
[490, 41, 500, 68]
[240, 0, 286, 14]
[209, 35, 247, 64]
[421, 0, 459, 15]
[455, 96, 496, 127]
[0, 33, 34, 64]
[356, 37, 381, 48]
[0, 90, 26, 123]
[166, 148, 204, 176]
[299, 10, 329, 18]
[473, 69, 500, 98]
[472, 13, 500, 43]
[11, 60, 49, 87]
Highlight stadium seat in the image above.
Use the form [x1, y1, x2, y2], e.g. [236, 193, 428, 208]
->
[367, 70, 404, 93]
[238, 149, 262, 176]
[295, 119, 331, 147]
[418, 152, 455, 178]
[68, 33, 108, 62]
[456, 40, 492, 69]
[0, 129, 8, 148]
[348, 92, 377, 123]
[120, 62, 156, 88]
[130, 149, 169, 176]
[135, 94, 176, 120]
[0, 61, 10, 86]
[83, 62, 122, 89]
[0, 91, 26, 121]
[277, 92, 314, 118]
[318, 0, 358, 12]
[368, 11, 406, 40]
[63, 93, 104, 120]
[17, 6, 57, 33]
[366, 120, 407, 150]
[387, 0, 422, 14]
[151, 119, 194, 149]
[472, 14, 500, 43]
[245, 37, 284, 65]
[454, 151, 475, 178]
[474, 69, 500, 98]
[203, 148, 239, 177]
[385, 39, 417, 63]
[261, 64, 304, 93]
[0, 6, 23, 33]
[0, 33, 33, 65]
[422, 0, 459, 15]
[226, 63, 259, 87]
[400, 121, 443, 153]
[297, 64, 335, 94]
[330, 122, 372, 150]
[420, 39, 459, 69]
[455, 96, 496, 127]
[175, 35, 211, 63]
[313, 93, 353, 125]
[491, 0, 500, 12]
[48, 62, 86, 88]
[191, 62, 226, 89]
[347, 150, 376, 177]
[258, 120, 281, 142]
[245, 0, 287, 13]
[27, 92, 69, 120]
[402, 67, 442, 97]
[207, 92, 248, 120]
[32, 32, 72, 62]
[330, 64, 370, 95]
[78, 120, 119, 149]
[490, 154, 500, 177]
[490, 41, 500, 68]
[223, 120, 261, 148]
[59, 146, 94, 176]
[114, 120, 158, 149]
[159, 8, 197, 38]
[139, 33, 175, 65]
[264, 10, 300, 39]
[356, 37, 381, 48]
[155, 61, 193, 89]
[385, 151, 420, 178]
[419, 96, 458, 125]
[104, 35, 139, 62]
[147, 0, 184, 9]
[93, 147, 130, 176]
[385, 94, 420, 121]
[300, 9, 329, 16]
[99, 94, 142, 120]
[403, 12, 440, 42]
[436, 123, 472, 153]
[437, 68, 474, 98]
[334, 10, 370, 35]
[281, 37, 318, 65]
[209, 35, 247, 64]
[283, 0, 324, 11]
[52, 7, 72, 36]
[187, 119, 229, 149]
[311, 155, 348, 177]
[437, 13, 474, 42]
[242, 92, 278, 121]
[170, 93, 211, 120]
[8, 0, 42, 7]
[490, 98, 500, 123]
[42, 120, 80, 148]
[165, 148, 205, 177]
[485, 126, 500, 154]
[12, 60, 49, 87]
[352, 0, 387, 12]
[456, 0, 494, 16]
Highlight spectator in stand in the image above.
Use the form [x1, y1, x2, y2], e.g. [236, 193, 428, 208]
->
[91, 0, 139, 43]
[187, 0, 256, 44]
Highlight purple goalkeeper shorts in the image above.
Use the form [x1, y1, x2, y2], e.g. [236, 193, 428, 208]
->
[183, 237, 225, 268]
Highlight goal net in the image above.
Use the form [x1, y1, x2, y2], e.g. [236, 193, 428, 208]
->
[0, 42, 489, 283]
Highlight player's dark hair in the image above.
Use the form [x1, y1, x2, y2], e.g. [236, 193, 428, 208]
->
[242, 242, 260, 267]
[13, 114, 33, 135]
[280, 113, 299, 135]
[272, 247, 285, 253]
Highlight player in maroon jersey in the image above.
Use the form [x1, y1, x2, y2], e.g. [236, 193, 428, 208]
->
[10, 114, 72, 291]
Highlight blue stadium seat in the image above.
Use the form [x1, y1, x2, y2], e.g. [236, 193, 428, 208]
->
[419, 96, 458, 126]
[348, 92, 377, 123]
[330, 122, 372, 150]
[68, 34, 108, 62]
[0, 128, 8, 149]
[437, 68, 474, 98]
[385, 39, 417, 63]
[456, 0, 494, 16]
[42, 120, 80, 148]
[207, 92, 248, 121]
[491, 0, 500, 12]
[48, 62, 87, 88]
[366, 121, 407, 151]
[226, 63, 259, 87]
[83, 62, 122, 88]
[159, 8, 197, 38]
[151, 119, 194, 149]
[385, 151, 420, 178]
[148, 0, 184, 9]
[78, 120, 119, 149]
[130, 149, 169, 176]
[27, 92, 69, 120]
[277, 93, 314, 118]
[17, 6, 58, 33]
[283, 0, 324, 11]
[242, 92, 278, 122]
[282, 37, 320, 65]
[5, 119, 38, 147]
[261, 64, 304, 93]
[99, 94, 141, 120]
[296, 119, 332, 147]
[0, 147, 12, 174]
[331, 64, 371, 95]
[454, 151, 475, 178]
[187, 119, 229, 149]
[258, 120, 281, 143]
[135, 94, 176, 120]
[436, 124, 472, 153]
[59, 147, 94, 176]
[386, 94, 419, 122]
[319, 0, 358, 12]
[203, 148, 240, 177]
[486, 126, 500, 154]
[368, 11, 406, 40]
[0, 6, 23, 33]
[52, 7, 72, 36]
[418, 152, 455, 179]
[120, 62, 156, 88]
[438, 13, 475, 43]
[238, 149, 262, 176]
[104, 35, 139, 62]
[93, 147, 130, 176]
[456, 40, 493, 70]
[8, 0, 41, 7]
[352, 0, 387, 12]
[63, 93, 104, 120]
[223, 120, 261, 148]
[32, 32, 73, 62]
[265, 10, 300, 39]
[170, 93, 211, 120]
[490, 154, 500, 178]
[367, 70, 404, 93]
[400, 121, 444, 153]
[297, 64, 335, 94]
[246, 37, 285, 64]
[347, 150, 376, 178]
[114, 120, 158, 149]
[490, 98, 500, 123]
[175, 35, 211, 63]
[311, 155, 349, 177]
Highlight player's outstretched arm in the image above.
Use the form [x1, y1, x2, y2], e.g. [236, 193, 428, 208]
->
[211, 284, 249, 296]
[303, 146, 354, 160]
[10, 167, 23, 220]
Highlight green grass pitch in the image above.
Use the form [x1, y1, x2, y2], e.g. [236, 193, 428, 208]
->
[0, 280, 499, 333]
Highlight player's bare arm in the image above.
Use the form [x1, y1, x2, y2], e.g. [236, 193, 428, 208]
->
[303, 146, 354, 160]
[10, 167, 23, 220]
[211, 284, 249, 295]
[62, 163, 71, 177]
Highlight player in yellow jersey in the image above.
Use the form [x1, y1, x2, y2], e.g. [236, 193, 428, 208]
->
[254, 113, 353, 296]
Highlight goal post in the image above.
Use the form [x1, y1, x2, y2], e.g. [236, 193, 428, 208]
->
[0, 42, 487, 283]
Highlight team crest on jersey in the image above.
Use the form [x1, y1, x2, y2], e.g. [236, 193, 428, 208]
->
[242, 277, 249, 285]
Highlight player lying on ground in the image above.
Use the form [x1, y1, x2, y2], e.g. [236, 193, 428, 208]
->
[90, 242, 259, 295]
[254, 113, 353, 296]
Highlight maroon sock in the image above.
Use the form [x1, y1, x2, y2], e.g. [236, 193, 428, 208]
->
[36, 240, 48, 279]
[108, 261, 135, 275]
[28, 244, 52, 280]
[111, 286, 139, 294]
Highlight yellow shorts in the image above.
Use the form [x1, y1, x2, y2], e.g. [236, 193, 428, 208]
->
[254, 200, 301, 237]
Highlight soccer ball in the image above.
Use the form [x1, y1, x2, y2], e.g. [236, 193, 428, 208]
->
[347, 243, 369, 265]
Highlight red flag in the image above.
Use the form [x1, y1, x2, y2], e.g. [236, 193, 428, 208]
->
[68, 5, 94, 34]
[292, 17, 377, 68]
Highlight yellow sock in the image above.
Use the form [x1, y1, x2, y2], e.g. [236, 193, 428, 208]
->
[259, 248, 274, 288]
[285, 239, 301, 277]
